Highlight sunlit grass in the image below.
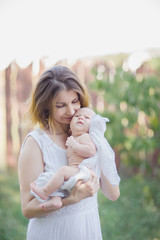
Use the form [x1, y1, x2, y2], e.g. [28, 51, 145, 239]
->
[0, 170, 160, 240]
[0, 170, 28, 240]
[98, 175, 160, 240]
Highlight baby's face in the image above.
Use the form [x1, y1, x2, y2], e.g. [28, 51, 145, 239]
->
[70, 108, 95, 134]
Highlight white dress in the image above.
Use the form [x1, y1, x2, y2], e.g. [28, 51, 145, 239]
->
[23, 129, 103, 240]
[22, 114, 120, 240]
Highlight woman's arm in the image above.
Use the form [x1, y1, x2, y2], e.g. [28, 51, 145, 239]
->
[35, 171, 100, 211]
[18, 136, 58, 219]
[100, 170, 120, 201]
[18, 137, 100, 218]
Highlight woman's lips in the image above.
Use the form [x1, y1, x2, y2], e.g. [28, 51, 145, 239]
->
[65, 117, 73, 121]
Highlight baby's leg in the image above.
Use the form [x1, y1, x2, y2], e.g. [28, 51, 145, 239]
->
[30, 182, 49, 200]
[31, 166, 79, 200]
[39, 196, 62, 210]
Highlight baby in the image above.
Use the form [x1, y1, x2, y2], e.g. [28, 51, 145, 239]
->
[30, 107, 96, 208]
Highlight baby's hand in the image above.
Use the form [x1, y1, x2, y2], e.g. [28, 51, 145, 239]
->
[66, 136, 76, 147]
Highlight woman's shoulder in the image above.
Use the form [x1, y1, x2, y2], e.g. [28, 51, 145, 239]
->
[21, 128, 46, 152]
[28, 128, 44, 136]
[25, 128, 46, 141]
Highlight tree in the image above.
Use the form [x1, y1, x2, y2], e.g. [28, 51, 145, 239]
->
[90, 58, 160, 176]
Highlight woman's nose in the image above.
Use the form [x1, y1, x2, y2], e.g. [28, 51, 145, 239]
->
[67, 105, 75, 115]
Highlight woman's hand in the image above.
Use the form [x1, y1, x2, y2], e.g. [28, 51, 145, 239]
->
[62, 170, 100, 206]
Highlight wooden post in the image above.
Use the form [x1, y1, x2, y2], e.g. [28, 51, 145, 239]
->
[16, 63, 32, 144]
[5, 64, 15, 168]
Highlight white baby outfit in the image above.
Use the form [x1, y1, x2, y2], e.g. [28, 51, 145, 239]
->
[22, 114, 120, 240]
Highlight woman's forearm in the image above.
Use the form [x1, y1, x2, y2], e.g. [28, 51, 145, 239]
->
[100, 171, 120, 201]
[24, 186, 91, 218]
[23, 170, 100, 218]
[22, 197, 56, 219]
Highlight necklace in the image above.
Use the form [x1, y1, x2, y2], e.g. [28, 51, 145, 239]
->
[46, 129, 70, 136]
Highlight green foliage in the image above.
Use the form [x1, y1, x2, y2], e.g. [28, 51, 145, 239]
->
[90, 58, 160, 176]
[0, 170, 28, 240]
[98, 175, 160, 240]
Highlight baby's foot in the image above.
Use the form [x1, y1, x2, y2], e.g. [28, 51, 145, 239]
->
[30, 182, 48, 200]
[39, 196, 62, 210]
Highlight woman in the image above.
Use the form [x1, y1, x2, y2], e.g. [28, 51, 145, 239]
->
[18, 65, 120, 240]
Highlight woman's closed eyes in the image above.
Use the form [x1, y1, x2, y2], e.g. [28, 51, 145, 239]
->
[56, 98, 79, 108]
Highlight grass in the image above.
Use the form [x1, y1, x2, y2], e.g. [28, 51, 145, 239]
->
[0, 170, 160, 240]
[98, 174, 160, 240]
[0, 170, 28, 240]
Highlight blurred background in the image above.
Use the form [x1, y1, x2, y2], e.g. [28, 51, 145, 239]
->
[0, 0, 160, 239]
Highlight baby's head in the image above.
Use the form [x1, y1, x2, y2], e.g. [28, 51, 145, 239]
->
[70, 107, 95, 135]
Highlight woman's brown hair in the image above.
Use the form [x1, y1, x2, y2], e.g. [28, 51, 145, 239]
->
[27, 65, 90, 130]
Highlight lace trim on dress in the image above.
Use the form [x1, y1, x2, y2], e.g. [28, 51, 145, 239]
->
[44, 194, 98, 218]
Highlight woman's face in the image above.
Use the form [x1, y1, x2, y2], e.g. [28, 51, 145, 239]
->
[53, 90, 81, 125]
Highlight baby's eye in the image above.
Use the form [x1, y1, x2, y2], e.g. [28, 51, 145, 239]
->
[85, 116, 90, 119]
